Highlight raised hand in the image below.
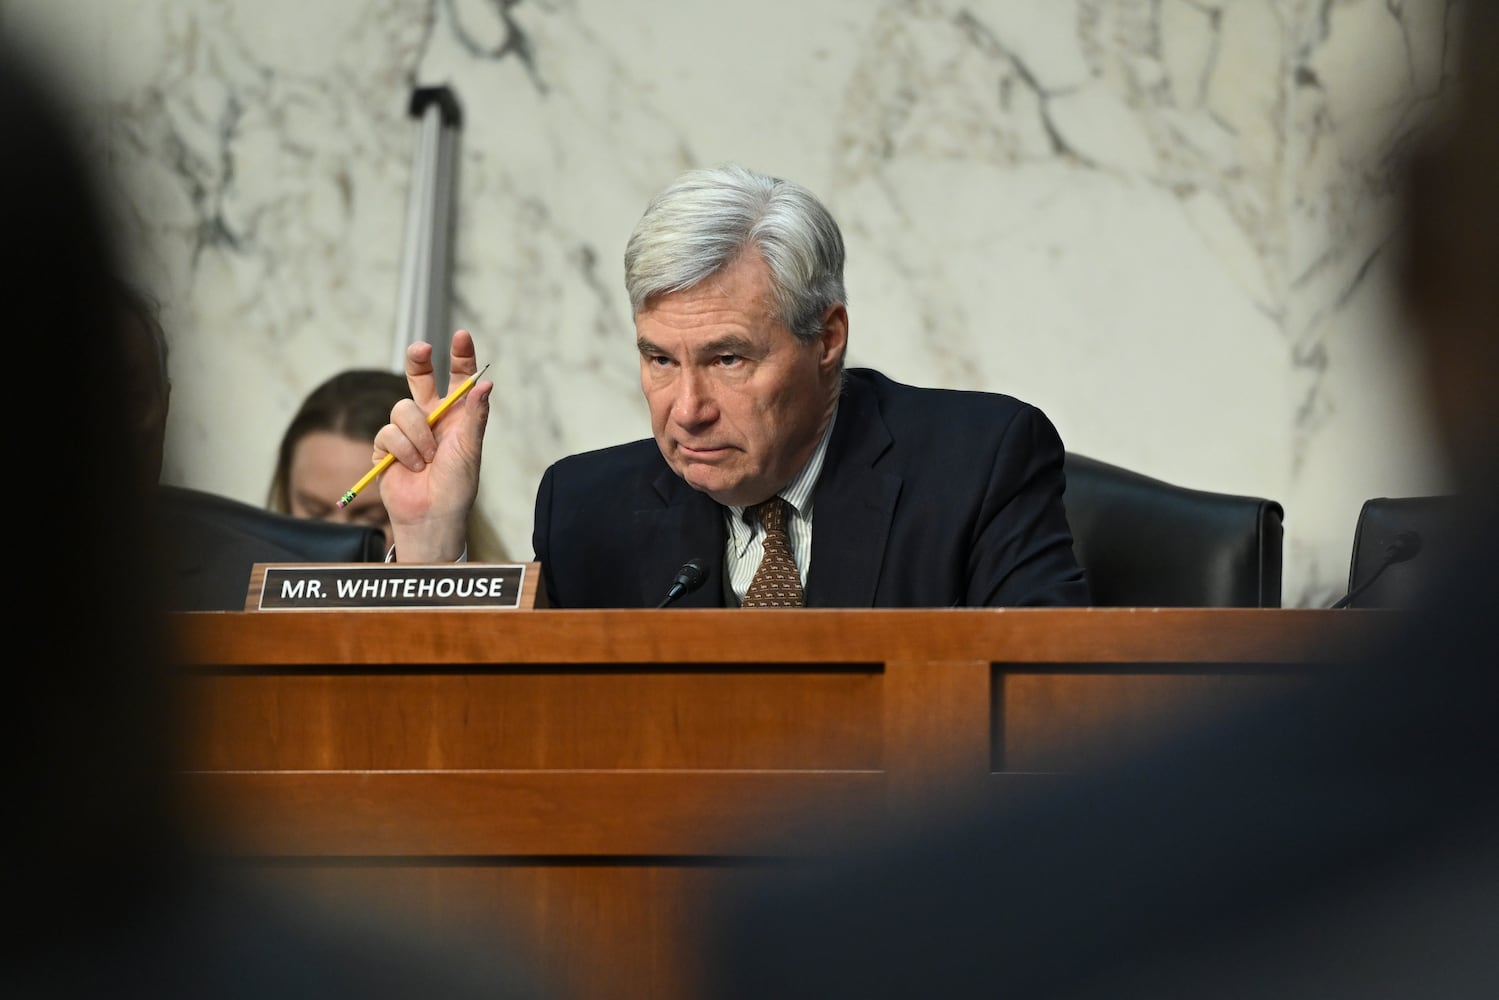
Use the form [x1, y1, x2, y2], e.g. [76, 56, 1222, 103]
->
[375, 330, 493, 561]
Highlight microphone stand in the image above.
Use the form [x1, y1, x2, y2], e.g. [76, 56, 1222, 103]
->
[1330, 531, 1422, 609]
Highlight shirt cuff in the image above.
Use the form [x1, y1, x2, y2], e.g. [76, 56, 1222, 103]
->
[384, 544, 469, 563]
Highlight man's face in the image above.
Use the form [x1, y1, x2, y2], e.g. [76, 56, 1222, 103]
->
[636, 251, 846, 507]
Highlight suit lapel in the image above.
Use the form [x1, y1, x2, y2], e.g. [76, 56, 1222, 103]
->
[635, 467, 727, 607]
[806, 375, 901, 607]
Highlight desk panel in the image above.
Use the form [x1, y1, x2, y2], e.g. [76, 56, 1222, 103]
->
[173, 608, 1388, 1000]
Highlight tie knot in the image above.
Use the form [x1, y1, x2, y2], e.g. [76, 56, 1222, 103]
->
[751, 497, 789, 534]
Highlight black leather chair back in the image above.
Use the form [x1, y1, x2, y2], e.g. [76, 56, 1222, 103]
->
[158, 485, 385, 611]
[1063, 453, 1285, 608]
[1341, 495, 1458, 609]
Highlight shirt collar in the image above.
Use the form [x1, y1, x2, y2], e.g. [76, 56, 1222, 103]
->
[726, 404, 839, 547]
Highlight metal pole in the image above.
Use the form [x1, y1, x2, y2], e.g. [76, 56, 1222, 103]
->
[392, 86, 462, 386]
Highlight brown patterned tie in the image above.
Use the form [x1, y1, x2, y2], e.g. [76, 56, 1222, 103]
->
[741, 497, 805, 608]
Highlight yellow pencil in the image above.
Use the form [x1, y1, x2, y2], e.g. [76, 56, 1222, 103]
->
[336, 363, 491, 508]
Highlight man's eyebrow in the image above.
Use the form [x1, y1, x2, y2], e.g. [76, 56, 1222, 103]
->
[697, 334, 758, 356]
[637, 335, 760, 357]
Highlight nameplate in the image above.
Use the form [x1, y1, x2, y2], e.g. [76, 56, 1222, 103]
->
[246, 562, 544, 611]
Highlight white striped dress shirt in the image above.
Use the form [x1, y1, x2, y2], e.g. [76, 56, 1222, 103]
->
[722, 409, 837, 605]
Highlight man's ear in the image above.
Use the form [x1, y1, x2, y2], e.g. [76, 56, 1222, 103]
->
[817, 303, 848, 375]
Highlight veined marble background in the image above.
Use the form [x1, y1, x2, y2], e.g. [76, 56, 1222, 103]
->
[3, 0, 1460, 606]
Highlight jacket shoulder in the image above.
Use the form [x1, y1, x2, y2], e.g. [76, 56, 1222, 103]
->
[844, 367, 1050, 433]
[544, 438, 663, 486]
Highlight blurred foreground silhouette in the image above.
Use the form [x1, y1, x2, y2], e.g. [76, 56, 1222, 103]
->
[1, 41, 547, 1000]
[700, 5, 1499, 998]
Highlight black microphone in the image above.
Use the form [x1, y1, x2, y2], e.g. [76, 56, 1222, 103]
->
[1330, 530, 1422, 609]
[656, 558, 709, 608]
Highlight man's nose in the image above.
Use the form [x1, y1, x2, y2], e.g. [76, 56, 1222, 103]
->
[673, 369, 717, 426]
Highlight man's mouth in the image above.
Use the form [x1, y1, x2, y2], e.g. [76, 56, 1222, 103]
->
[679, 442, 729, 457]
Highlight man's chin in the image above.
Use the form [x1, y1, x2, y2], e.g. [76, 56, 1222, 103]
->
[682, 474, 732, 503]
[676, 466, 751, 506]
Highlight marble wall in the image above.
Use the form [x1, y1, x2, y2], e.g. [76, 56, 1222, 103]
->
[3, 0, 1461, 605]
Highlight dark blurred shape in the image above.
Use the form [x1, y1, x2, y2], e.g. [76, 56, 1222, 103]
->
[699, 4, 1499, 997]
[0, 40, 547, 1000]
[1063, 451, 1285, 607]
[4, 37, 181, 972]
[115, 278, 172, 488]
[160, 484, 385, 610]
[1396, 10, 1499, 505]
[108, 277, 389, 610]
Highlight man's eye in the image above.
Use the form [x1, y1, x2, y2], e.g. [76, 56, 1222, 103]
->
[648, 355, 672, 367]
[717, 354, 741, 366]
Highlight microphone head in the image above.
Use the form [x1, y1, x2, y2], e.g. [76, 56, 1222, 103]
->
[675, 558, 708, 593]
[657, 557, 711, 608]
[1387, 530, 1422, 564]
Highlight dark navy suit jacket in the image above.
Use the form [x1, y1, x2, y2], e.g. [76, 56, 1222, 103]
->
[531, 368, 1089, 608]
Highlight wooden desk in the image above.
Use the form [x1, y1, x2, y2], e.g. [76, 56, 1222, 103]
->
[172, 608, 1388, 999]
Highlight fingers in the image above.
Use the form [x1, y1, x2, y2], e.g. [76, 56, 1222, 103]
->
[385, 332, 486, 473]
[406, 331, 480, 406]
[449, 329, 478, 384]
[375, 397, 437, 472]
[460, 378, 494, 453]
[404, 340, 439, 407]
